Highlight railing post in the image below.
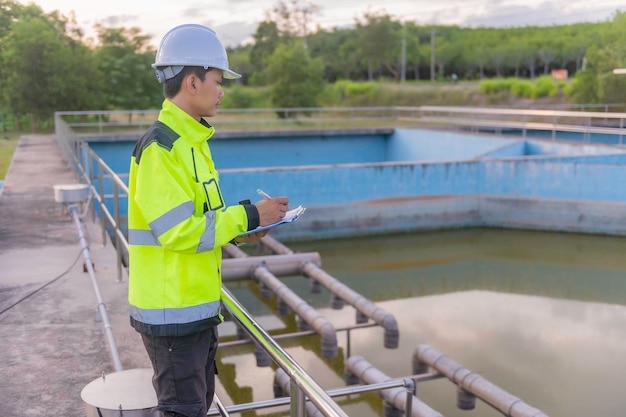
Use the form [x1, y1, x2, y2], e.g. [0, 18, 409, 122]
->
[87, 152, 96, 223]
[98, 163, 106, 247]
[290, 379, 305, 417]
[113, 181, 123, 283]
[404, 378, 415, 416]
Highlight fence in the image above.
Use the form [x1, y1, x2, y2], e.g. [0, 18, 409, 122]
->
[56, 105, 626, 145]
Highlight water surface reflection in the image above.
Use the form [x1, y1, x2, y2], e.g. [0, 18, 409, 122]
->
[219, 228, 626, 417]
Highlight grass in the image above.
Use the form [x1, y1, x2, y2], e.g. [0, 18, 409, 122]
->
[0, 131, 25, 179]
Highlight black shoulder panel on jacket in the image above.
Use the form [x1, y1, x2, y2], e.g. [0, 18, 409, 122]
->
[132, 121, 179, 164]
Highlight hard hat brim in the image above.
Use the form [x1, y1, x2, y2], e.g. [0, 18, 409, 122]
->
[223, 68, 241, 79]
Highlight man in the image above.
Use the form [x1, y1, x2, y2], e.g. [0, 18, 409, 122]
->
[127, 24, 288, 417]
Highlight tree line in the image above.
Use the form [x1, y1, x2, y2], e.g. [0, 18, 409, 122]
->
[0, 0, 625, 130]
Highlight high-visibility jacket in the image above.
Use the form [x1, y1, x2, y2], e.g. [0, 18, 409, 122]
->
[127, 99, 259, 337]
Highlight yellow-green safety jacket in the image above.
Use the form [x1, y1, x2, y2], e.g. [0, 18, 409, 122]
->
[128, 99, 259, 337]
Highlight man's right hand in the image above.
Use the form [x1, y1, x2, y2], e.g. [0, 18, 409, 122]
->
[255, 197, 289, 226]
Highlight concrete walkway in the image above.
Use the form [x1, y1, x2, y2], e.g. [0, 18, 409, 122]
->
[0, 135, 149, 417]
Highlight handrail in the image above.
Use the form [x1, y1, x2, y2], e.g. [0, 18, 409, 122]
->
[407, 105, 626, 143]
[417, 105, 626, 119]
[221, 287, 349, 417]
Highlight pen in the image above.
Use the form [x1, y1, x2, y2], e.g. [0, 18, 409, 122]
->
[256, 188, 271, 199]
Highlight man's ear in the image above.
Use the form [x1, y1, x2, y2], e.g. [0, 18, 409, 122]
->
[184, 74, 198, 94]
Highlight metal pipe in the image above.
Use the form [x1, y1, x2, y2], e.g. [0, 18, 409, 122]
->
[222, 244, 337, 358]
[413, 345, 549, 417]
[211, 368, 438, 417]
[261, 236, 399, 349]
[220, 287, 349, 417]
[221, 252, 321, 280]
[275, 368, 328, 417]
[254, 265, 337, 358]
[301, 261, 399, 349]
[260, 235, 295, 254]
[344, 356, 443, 417]
[212, 394, 230, 417]
[275, 368, 424, 417]
[69, 205, 123, 372]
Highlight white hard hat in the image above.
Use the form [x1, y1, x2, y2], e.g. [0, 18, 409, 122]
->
[152, 24, 241, 83]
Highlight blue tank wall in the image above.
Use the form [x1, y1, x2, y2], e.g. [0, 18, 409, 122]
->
[85, 127, 626, 238]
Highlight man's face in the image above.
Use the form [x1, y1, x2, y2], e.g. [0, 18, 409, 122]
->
[193, 68, 224, 118]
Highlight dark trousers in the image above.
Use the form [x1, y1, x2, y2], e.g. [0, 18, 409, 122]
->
[141, 326, 219, 417]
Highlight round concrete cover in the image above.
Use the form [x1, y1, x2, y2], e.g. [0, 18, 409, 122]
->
[81, 368, 157, 410]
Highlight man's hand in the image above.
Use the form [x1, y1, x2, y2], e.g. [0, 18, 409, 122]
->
[234, 229, 270, 245]
[255, 197, 289, 226]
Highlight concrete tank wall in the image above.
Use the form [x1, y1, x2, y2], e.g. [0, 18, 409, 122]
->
[85, 128, 626, 239]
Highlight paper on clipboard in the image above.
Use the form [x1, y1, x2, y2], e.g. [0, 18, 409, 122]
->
[238, 205, 306, 236]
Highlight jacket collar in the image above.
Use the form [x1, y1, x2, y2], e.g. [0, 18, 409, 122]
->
[158, 99, 215, 145]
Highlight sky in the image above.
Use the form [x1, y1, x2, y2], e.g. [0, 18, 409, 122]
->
[31, 0, 626, 48]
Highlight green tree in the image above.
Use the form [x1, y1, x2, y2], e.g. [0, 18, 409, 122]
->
[249, 20, 282, 85]
[308, 27, 361, 81]
[0, 16, 76, 130]
[599, 12, 626, 100]
[403, 23, 424, 80]
[93, 25, 160, 110]
[227, 47, 251, 84]
[356, 10, 401, 81]
[269, 0, 320, 46]
[265, 41, 324, 115]
[570, 69, 599, 103]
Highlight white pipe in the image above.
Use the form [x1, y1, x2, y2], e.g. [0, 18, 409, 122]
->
[222, 244, 338, 358]
[345, 356, 443, 417]
[414, 345, 549, 417]
[261, 236, 400, 349]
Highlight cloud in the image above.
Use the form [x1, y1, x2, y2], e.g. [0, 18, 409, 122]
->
[98, 14, 140, 27]
[212, 21, 260, 47]
[462, 1, 621, 28]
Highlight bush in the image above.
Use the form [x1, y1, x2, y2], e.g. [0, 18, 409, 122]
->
[479, 78, 516, 94]
[221, 86, 270, 109]
[321, 80, 350, 103]
[510, 80, 535, 98]
[568, 69, 598, 103]
[345, 81, 377, 96]
[533, 76, 559, 98]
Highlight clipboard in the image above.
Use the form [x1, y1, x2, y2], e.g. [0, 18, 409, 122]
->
[238, 205, 306, 237]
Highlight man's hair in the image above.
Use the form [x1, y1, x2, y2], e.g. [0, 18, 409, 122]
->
[162, 66, 212, 98]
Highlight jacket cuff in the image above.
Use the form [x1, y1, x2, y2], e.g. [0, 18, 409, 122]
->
[242, 204, 260, 231]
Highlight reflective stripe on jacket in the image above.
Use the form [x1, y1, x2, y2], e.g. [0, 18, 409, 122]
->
[127, 99, 257, 336]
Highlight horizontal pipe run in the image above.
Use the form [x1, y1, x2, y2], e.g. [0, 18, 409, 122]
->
[260, 236, 295, 255]
[209, 369, 439, 417]
[254, 265, 338, 358]
[222, 243, 337, 358]
[414, 345, 549, 417]
[219, 322, 379, 351]
[221, 251, 321, 280]
[344, 356, 443, 417]
[261, 236, 399, 349]
[301, 261, 399, 349]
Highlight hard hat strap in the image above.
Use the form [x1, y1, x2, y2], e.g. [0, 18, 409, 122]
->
[155, 66, 184, 83]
